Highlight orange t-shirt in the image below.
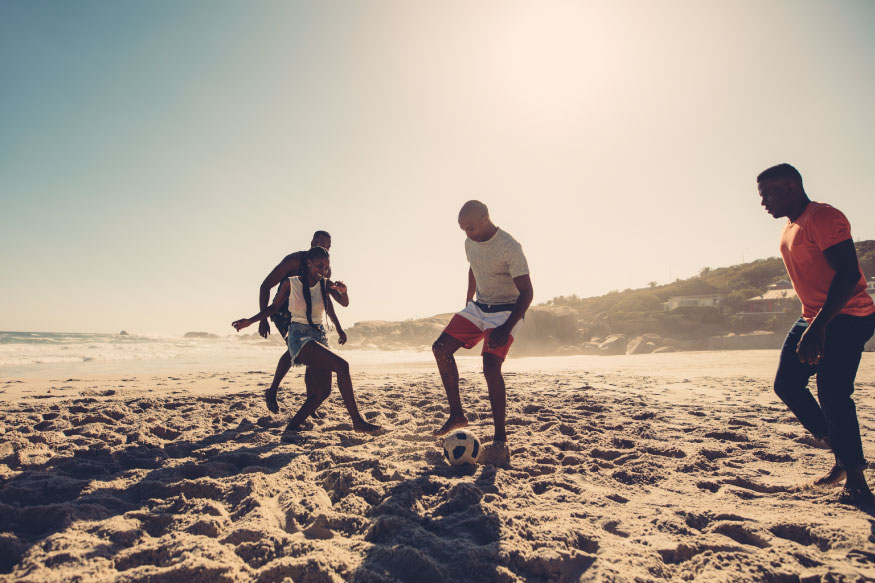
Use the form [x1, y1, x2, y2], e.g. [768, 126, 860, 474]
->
[780, 201, 874, 322]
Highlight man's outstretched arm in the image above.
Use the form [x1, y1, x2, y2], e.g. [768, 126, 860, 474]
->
[236, 281, 292, 332]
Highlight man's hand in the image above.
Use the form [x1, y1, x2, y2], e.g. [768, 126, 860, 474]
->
[232, 318, 251, 332]
[258, 320, 270, 338]
[337, 330, 348, 345]
[487, 322, 511, 349]
[797, 322, 826, 365]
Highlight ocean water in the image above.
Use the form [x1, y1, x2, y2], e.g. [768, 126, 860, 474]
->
[0, 331, 218, 365]
[0, 331, 440, 378]
[4, 331, 840, 383]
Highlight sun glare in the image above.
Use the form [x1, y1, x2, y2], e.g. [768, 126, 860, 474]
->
[492, 3, 605, 118]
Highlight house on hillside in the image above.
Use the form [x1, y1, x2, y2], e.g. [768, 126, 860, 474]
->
[663, 294, 726, 312]
[743, 280, 800, 313]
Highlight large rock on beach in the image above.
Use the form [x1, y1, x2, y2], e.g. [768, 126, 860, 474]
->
[518, 307, 579, 341]
[599, 334, 626, 355]
[556, 345, 584, 355]
[184, 331, 219, 339]
[707, 331, 783, 350]
[581, 342, 601, 355]
[626, 334, 661, 355]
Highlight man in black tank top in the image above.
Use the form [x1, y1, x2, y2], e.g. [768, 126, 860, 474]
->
[258, 231, 349, 412]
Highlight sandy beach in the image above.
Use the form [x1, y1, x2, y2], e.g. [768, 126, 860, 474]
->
[1, 350, 874, 582]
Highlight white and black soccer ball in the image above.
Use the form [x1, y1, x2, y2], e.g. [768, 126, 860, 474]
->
[443, 429, 481, 465]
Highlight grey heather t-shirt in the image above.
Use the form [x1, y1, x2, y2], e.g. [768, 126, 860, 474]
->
[465, 228, 529, 305]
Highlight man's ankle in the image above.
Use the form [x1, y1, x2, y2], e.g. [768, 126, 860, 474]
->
[845, 468, 870, 486]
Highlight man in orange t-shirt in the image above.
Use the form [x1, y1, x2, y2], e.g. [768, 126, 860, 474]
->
[759, 163, 875, 505]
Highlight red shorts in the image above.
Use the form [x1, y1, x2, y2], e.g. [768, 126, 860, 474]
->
[443, 314, 515, 360]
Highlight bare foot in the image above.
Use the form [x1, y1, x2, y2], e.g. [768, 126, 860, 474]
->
[478, 441, 510, 468]
[797, 435, 831, 449]
[280, 424, 305, 442]
[282, 418, 313, 435]
[310, 409, 325, 420]
[840, 469, 875, 506]
[433, 415, 468, 437]
[812, 464, 846, 487]
[353, 420, 383, 434]
[264, 387, 279, 414]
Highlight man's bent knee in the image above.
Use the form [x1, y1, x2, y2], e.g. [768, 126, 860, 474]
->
[483, 356, 503, 377]
[773, 381, 788, 400]
[773, 373, 802, 401]
[433, 337, 458, 359]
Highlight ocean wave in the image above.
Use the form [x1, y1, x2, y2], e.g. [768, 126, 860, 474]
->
[0, 332, 253, 368]
[0, 331, 438, 374]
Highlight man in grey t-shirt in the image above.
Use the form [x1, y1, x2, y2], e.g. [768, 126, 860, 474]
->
[432, 200, 534, 467]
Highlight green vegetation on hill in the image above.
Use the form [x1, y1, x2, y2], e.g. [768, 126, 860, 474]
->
[545, 257, 785, 337]
[542, 240, 875, 343]
[859, 239, 875, 279]
[345, 241, 875, 353]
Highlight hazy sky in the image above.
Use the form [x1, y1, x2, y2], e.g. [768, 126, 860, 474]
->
[2, 1, 874, 335]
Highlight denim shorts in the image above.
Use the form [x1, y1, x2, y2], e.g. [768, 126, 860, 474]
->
[286, 322, 327, 365]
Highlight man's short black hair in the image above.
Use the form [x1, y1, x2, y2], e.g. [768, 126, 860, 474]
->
[757, 163, 803, 185]
[312, 230, 331, 240]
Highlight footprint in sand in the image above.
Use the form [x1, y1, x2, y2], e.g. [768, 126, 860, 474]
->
[700, 448, 728, 461]
[590, 448, 623, 461]
[696, 481, 721, 493]
[553, 439, 582, 452]
[656, 542, 745, 565]
[769, 524, 836, 552]
[711, 522, 771, 548]
[559, 454, 585, 467]
[631, 411, 656, 421]
[644, 446, 686, 459]
[847, 549, 875, 566]
[558, 424, 576, 437]
[611, 437, 635, 449]
[721, 476, 791, 494]
[704, 430, 749, 443]
[752, 450, 795, 463]
[602, 520, 630, 538]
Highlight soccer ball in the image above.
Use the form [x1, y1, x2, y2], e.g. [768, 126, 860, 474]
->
[443, 429, 481, 465]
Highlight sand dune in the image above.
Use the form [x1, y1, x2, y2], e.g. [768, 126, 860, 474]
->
[1, 355, 874, 582]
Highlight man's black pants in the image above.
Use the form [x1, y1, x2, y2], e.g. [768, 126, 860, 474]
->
[774, 313, 875, 471]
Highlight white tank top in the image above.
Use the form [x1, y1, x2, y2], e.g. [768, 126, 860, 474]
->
[288, 276, 325, 325]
